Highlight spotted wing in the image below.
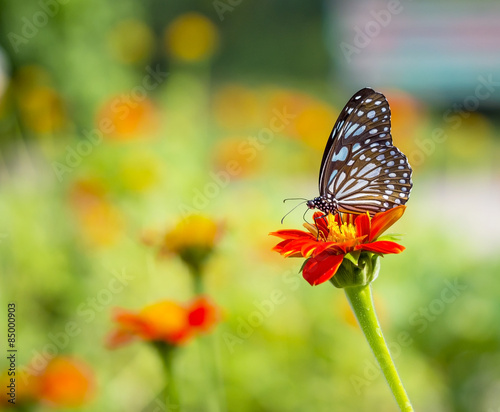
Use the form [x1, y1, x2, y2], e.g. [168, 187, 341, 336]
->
[320, 88, 413, 214]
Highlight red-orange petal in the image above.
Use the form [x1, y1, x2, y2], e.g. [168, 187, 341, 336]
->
[303, 254, 344, 286]
[188, 297, 219, 332]
[369, 205, 406, 241]
[105, 329, 136, 349]
[282, 238, 317, 257]
[272, 239, 294, 254]
[312, 212, 329, 236]
[356, 240, 405, 254]
[113, 309, 143, 332]
[355, 213, 371, 238]
[273, 238, 310, 257]
[302, 241, 337, 257]
[269, 229, 314, 240]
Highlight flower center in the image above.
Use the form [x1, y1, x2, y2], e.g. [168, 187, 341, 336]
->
[326, 216, 357, 243]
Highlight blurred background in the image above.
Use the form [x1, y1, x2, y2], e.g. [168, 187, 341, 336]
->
[1, 0, 500, 411]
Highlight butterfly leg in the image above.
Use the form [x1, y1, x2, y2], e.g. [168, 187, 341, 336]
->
[337, 213, 344, 235]
[313, 213, 328, 240]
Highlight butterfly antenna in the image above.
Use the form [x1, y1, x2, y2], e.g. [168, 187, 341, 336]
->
[281, 200, 308, 224]
[283, 197, 308, 203]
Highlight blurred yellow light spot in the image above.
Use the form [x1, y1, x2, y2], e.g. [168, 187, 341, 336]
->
[120, 152, 160, 192]
[13, 65, 66, 134]
[446, 112, 493, 159]
[107, 19, 154, 64]
[213, 85, 261, 131]
[69, 177, 107, 208]
[165, 13, 218, 62]
[385, 89, 425, 160]
[212, 136, 258, 178]
[37, 357, 94, 408]
[78, 201, 124, 247]
[19, 86, 66, 134]
[69, 178, 124, 247]
[295, 102, 336, 150]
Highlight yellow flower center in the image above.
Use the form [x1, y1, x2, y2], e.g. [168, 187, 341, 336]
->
[304, 214, 358, 243]
[326, 219, 357, 243]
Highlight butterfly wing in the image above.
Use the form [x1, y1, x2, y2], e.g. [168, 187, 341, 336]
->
[320, 88, 413, 214]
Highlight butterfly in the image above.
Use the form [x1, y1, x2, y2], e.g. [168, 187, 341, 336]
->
[306, 87, 413, 216]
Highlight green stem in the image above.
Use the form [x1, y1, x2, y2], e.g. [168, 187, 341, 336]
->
[344, 285, 414, 412]
[188, 266, 225, 412]
[161, 346, 179, 412]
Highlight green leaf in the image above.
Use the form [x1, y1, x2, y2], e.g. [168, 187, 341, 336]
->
[377, 233, 404, 242]
[299, 258, 310, 273]
[344, 250, 361, 265]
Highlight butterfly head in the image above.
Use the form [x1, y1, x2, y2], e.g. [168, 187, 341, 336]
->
[307, 196, 338, 215]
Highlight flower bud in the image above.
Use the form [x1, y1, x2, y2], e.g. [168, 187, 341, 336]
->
[329, 252, 380, 289]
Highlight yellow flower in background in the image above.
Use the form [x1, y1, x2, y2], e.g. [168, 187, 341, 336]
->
[13, 65, 66, 134]
[107, 19, 154, 64]
[18, 86, 66, 134]
[213, 84, 261, 131]
[159, 214, 223, 274]
[295, 100, 337, 151]
[165, 13, 219, 62]
[162, 214, 220, 254]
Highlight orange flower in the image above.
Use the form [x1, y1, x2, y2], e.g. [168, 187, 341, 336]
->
[36, 357, 94, 408]
[270, 206, 406, 286]
[97, 96, 158, 141]
[107, 297, 219, 348]
[188, 296, 219, 332]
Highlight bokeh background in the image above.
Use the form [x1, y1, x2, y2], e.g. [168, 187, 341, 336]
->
[1, 0, 500, 411]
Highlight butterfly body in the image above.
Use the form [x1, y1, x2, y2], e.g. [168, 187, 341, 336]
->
[307, 196, 338, 214]
[307, 88, 412, 216]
